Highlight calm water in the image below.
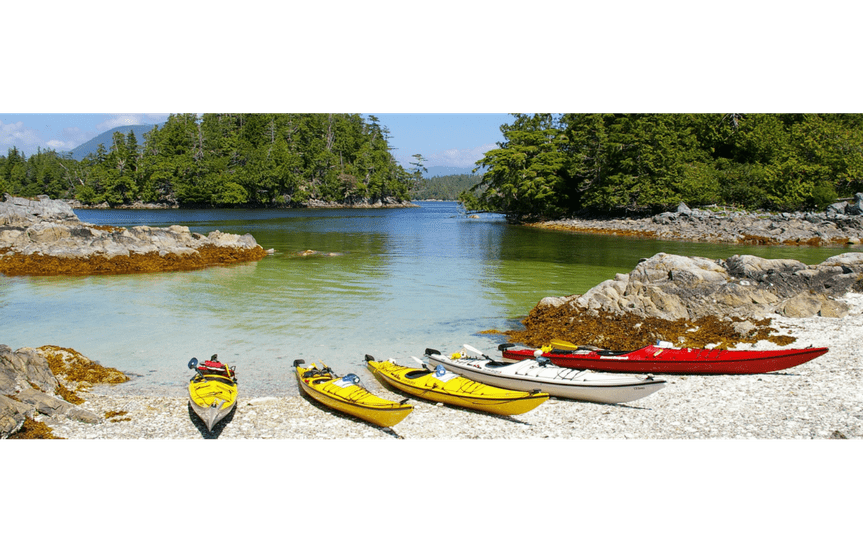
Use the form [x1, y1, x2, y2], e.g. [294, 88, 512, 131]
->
[1, 201, 857, 396]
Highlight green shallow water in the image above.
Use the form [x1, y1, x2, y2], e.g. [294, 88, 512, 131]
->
[1, 201, 858, 397]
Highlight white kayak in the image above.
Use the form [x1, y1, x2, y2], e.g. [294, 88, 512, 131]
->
[424, 345, 666, 404]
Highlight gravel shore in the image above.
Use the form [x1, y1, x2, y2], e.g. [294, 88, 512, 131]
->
[42, 294, 863, 440]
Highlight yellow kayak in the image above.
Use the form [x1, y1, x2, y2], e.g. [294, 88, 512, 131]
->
[187, 355, 238, 432]
[365, 355, 549, 416]
[293, 359, 413, 428]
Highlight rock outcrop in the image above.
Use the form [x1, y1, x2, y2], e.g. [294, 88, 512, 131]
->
[571, 252, 863, 321]
[507, 252, 863, 350]
[1, 345, 127, 438]
[537, 194, 863, 246]
[0, 194, 269, 276]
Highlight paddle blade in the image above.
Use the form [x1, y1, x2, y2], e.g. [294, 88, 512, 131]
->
[411, 356, 432, 370]
[187, 357, 198, 370]
[463, 344, 486, 357]
[550, 339, 578, 350]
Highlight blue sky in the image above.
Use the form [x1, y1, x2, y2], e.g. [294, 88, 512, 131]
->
[0, 113, 512, 170]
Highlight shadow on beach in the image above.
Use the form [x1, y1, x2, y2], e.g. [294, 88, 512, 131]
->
[187, 403, 237, 439]
[297, 392, 405, 439]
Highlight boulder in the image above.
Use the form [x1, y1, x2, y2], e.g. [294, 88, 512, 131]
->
[826, 201, 848, 215]
[0, 395, 30, 438]
[549, 252, 863, 323]
[0, 345, 110, 437]
[778, 293, 826, 318]
[3, 194, 79, 223]
[0, 345, 59, 395]
[15, 387, 100, 423]
[724, 254, 807, 279]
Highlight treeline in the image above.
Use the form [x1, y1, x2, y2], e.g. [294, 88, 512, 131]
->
[461, 114, 863, 219]
[0, 114, 416, 206]
[410, 174, 482, 200]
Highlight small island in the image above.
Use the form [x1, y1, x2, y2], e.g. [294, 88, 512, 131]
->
[0, 194, 268, 276]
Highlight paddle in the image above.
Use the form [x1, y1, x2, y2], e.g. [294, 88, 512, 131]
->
[550, 339, 579, 350]
[188, 357, 198, 370]
[411, 356, 431, 370]
[463, 344, 491, 360]
[549, 339, 603, 352]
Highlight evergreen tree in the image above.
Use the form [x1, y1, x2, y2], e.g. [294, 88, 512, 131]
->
[470, 114, 571, 218]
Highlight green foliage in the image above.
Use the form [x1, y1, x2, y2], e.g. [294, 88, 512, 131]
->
[7, 113, 863, 216]
[464, 113, 863, 218]
[471, 114, 571, 218]
[411, 174, 482, 200]
[1, 114, 409, 208]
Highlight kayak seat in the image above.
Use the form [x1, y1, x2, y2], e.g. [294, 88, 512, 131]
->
[201, 375, 237, 386]
[404, 370, 431, 379]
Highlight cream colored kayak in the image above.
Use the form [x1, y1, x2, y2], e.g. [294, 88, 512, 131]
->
[424, 345, 666, 404]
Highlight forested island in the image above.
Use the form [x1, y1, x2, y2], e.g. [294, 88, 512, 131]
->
[3, 114, 863, 217]
[411, 174, 480, 200]
[460, 114, 863, 220]
[0, 114, 419, 207]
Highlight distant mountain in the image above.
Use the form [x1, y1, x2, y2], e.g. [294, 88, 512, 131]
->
[70, 124, 161, 160]
[423, 166, 481, 178]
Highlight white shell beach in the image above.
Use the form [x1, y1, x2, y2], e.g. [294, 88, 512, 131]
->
[34, 294, 862, 441]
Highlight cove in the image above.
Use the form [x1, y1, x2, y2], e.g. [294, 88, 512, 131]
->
[1, 201, 855, 397]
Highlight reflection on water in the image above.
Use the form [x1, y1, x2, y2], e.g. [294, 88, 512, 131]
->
[2, 202, 857, 396]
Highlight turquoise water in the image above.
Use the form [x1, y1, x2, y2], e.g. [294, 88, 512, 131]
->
[1, 201, 857, 396]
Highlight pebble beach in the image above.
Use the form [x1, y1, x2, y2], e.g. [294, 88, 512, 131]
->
[42, 294, 863, 440]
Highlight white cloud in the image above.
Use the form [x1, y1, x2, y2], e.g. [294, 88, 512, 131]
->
[42, 126, 98, 154]
[426, 143, 497, 168]
[96, 114, 148, 132]
[95, 113, 172, 132]
[0, 121, 42, 150]
[45, 139, 77, 150]
[144, 113, 170, 123]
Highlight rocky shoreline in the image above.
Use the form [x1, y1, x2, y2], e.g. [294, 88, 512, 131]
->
[64, 196, 419, 210]
[4, 252, 861, 440]
[3, 195, 862, 440]
[0, 194, 270, 276]
[5, 293, 861, 440]
[504, 251, 863, 351]
[534, 195, 863, 246]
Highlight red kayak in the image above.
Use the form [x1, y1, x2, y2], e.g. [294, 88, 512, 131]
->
[498, 344, 829, 375]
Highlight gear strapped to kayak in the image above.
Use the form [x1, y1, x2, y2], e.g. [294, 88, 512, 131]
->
[187, 353, 238, 432]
